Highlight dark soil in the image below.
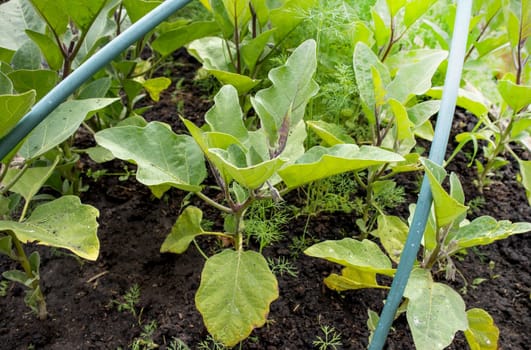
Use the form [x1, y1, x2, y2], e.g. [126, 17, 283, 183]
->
[1, 53, 530, 350]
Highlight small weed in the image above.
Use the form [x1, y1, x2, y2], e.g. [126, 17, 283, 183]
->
[289, 236, 316, 258]
[87, 165, 135, 182]
[112, 284, 141, 321]
[197, 335, 226, 350]
[300, 174, 362, 216]
[0, 279, 9, 297]
[267, 257, 298, 277]
[246, 199, 290, 252]
[130, 320, 158, 350]
[167, 337, 190, 350]
[467, 196, 486, 214]
[313, 324, 342, 350]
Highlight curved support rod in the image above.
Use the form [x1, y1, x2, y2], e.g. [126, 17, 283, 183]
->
[0, 0, 192, 161]
[368, 1, 473, 349]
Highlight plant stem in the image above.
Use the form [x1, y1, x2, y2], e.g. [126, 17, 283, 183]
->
[195, 191, 232, 214]
[423, 224, 452, 269]
[478, 116, 514, 190]
[464, 8, 499, 62]
[379, 17, 395, 62]
[7, 231, 47, 319]
[249, 3, 257, 39]
[515, 9, 525, 85]
[0, 163, 29, 196]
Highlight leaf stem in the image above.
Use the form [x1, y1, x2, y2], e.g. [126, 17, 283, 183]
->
[195, 191, 232, 214]
[7, 231, 47, 319]
[0, 163, 29, 196]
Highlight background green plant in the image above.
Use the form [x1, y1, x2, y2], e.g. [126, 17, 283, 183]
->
[305, 159, 530, 349]
[95, 39, 405, 346]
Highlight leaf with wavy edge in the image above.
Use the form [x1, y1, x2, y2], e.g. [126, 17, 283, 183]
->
[196, 250, 278, 346]
[95, 122, 206, 192]
[278, 144, 403, 188]
[0, 196, 99, 260]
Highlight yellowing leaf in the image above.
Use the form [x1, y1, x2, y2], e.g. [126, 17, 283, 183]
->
[371, 215, 408, 263]
[0, 196, 99, 260]
[464, 308, 499, 350]
[196, 250, 278, 347]
[142, 77, 171, 102]
[305, 238, 395, 276]
[324, 267, 389, 291]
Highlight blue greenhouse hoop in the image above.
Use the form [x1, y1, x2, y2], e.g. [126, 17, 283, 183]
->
[369, 1, 473, 348]
[0, 0, 192, 161]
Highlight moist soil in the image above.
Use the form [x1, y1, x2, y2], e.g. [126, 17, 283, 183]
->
[1, 52, 530, 350]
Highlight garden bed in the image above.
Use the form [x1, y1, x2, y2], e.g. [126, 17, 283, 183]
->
[1, 52, 529, 350]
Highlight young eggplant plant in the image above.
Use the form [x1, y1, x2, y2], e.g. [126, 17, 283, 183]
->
[308, 41, 446, 236]
[186, 0, 318, 95]
[95, 39, 404, 346]
[0, 88, 101, 321]
[305, 159, 531, 350]
[444, 0, 530, 202]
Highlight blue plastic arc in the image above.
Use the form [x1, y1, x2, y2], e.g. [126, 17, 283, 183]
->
[0, 0, 192, 161]
[368, 1, 473, 349]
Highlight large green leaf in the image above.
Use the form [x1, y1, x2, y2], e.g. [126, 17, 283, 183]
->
[29, 0, 69, 34]
[447, 216, 531, 249]
[497, 80, 531, 112]
[152, 21, 219, 57]
[195, 249, 278, 347]
[57, 0, 107, 33]
[0, 0, 32, 50]
[372, 6, 390, 48]
[25, 30, 64, 71]
[403, 0, 438, 27]
[209, 70, 260, 95]
[386, 49, 447, 104]
[0, 90, 36, 139]
[422, 159, 468, 227]
[251, 39, 318, 146]
[11, 40, 41, 70]
[19, 98, 118, 160]
[464, 308, 499, 350]
[404, 269, 468, 350]
[8, 69, 58, 101]
[0, 196, 100, 260]
[221, 0, 251, 27]
[426, 87, 489, 117]
[304, 238, 395, 276]
[278, 144, 403, 188]
[306, 120, 356, 146]
[187, 36, 233, 71]
[123, 0, 161, 23]
[389, 98, 414, 142]
[407, 101, 440, 127]
[160, 206, 205, 254]
[187, 37, 261, 95]
[205, 85, 248, 141]
[241, 29, 274, 73]
[95, 122, 206, 192]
